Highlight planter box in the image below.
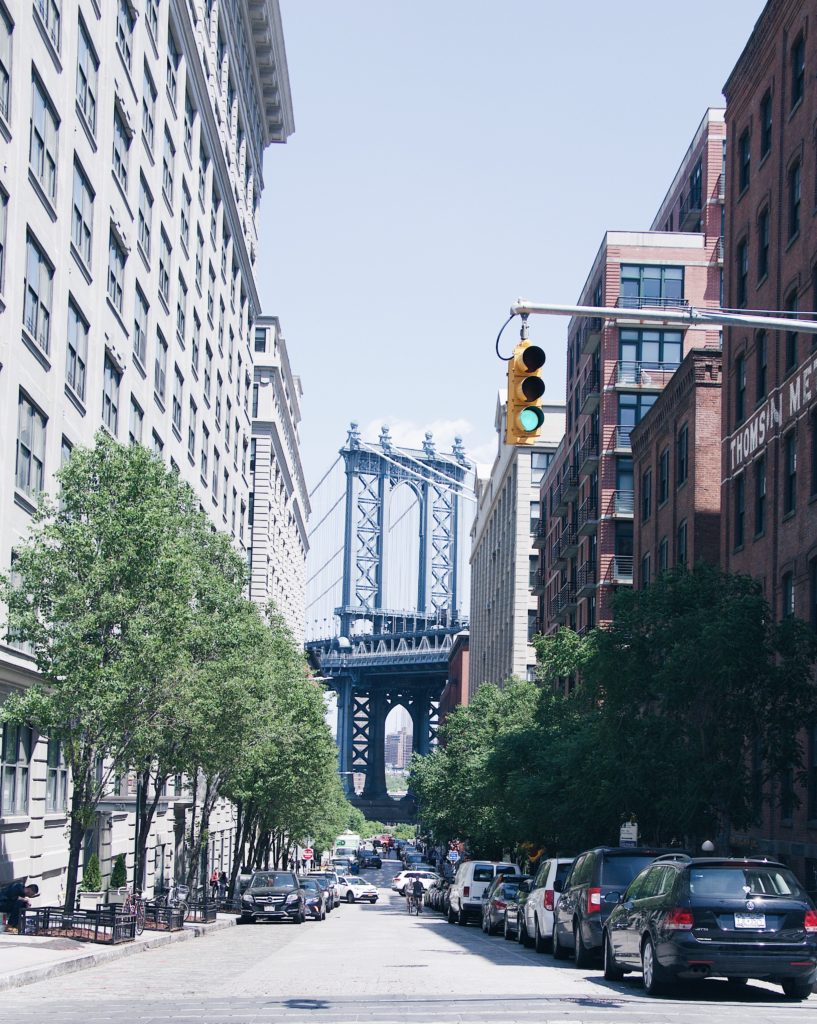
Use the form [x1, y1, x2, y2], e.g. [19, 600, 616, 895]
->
[21, 906, 136, 944]
[107, 890, 127, 906]
[186, 900, 217, 923]
[78, 892, 104, 912]
[143, 902, 184, 931]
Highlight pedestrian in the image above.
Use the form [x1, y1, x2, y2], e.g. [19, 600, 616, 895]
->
[0, 880, 39, 933]
[218, 871, 227, 899]
[209, 869, 219, 900]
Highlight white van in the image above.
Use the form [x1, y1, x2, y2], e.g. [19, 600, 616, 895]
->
[447, 860, 520, 926]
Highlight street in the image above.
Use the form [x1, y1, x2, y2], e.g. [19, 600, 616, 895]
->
[1, 858, 813, 1023]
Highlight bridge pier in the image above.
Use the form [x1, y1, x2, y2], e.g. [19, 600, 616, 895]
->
[361, 689, 388, 801]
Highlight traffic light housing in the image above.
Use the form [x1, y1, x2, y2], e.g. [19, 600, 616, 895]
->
[505, 340, 546, 445]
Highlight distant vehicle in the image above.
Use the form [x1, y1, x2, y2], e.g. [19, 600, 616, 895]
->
[307, 871, 339, 911]
[552, 846, 683, 966]
[338, 876, 378, 903]
[299, 877, 327, 921]
[359, 853, 382, 869]
[603, 856, 817, 999]
[447, 860, 520, 926]
[391, 870, 439, 895]
[239, 871, 305, 925]
[333, 832, 361, 860]
[519, 857, 575, 952]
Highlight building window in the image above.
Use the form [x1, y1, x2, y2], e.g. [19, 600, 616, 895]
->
[252, 383, 259, 417]
[167, 30, 180, 106]
[755, 454, 766, 536]
[184, 92, 194, 159]
[102, 354, 120, 434]
[71, 162, 94, 267]
[736, 239, 748, 306]
[791, 33, 805, 110]
[207, 265, 215, 321]
[760, 89, 772, 159]
[734, 472, 745, 548]
[76, 17, 98, 135]
[142, 64, 156, 150]
[619, 264, 683, 306]
[204, 344, 212, 400]
[112, 106, 130, 191]
[66, 301, 88, 402]
[783, 431, 797, 516]
[180, 183, 191, 250]
[201, 424, 209, 481]
[738, 129, 750, 192]
[1, 724, 32, 816]
[188, 398, 197, 458]
[30, 76, 59, 203]
[16, 390, 46, 497]
[756, 331, 767, 402]
[250, 438, 256, 472]
[676, 424, 688, 486]
[151, 430, 163, 455]
[129, 396, 143, 444]
[757, 207, 769, 281]
[255, 327, 266, 352]
[35, 0, 61, 50]
[658, 536, 668, 573]
[641, 468, 652, 521]
[138, 175, 152, 258]
[162, 129, 175, 203]
[785, 289, 798, 373]
[45, 738, 68, 813]
[172, 365, 183, 432]
[215, 373, 223, 425]
[782, 570, 795, 618]
[641, 552, 651, 588]
[116, 0, 134, 70]
[0, 188, 5, 291]
[176, 277, 188, 345]
[212, 448, 220, 498]
[107, 230, 126, 313]
[23, 233, 54, 354]
[154, 329, 168, 401]
[676, 520, 688, 568]
[198, 144, 209, 205]
[788, 160, 801, 240]
[195, 228, 204, 287]
[133, 286, 148, 366]
[145, 0, 158, 41]
[192, 313, 201, 374]
[159, 230, 171, 303]
[735, 354, 746, 425]
[658, 448, 669, 505]
[0, 7, 11, 123]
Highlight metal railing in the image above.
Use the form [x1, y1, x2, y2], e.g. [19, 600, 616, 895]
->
[577, 560, 597, 593]
[614, 425, 632, 451]
[578, 496, 598, 532]
[579, 434, 599, 469]
[716, 236, 724, 263]
[615, 361, 679, 387]
[716, 173, 725, 201]
[581, 316, 603, 353]
[144, 902, 185, 931]
[679, 189, 702, 222]
[579, 371, 600, 408]
[20, 905, 136, 944]
[555, 583, 577, 614]
[610, 490, 634, 516]
[615, 296, 689, 310]
[609, 556, 634, 582]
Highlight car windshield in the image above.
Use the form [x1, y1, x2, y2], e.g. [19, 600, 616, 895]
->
[600, 855, 656, 888]
[309, 876, 329, 889]
[300, 879, 320, 891]
[250, 872, 296, 889]
[688, 866, 807, 900]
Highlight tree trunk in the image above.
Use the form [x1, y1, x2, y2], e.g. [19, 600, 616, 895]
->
[185, 773, 198, 889]
[135, 767, 166, 893]
[229, 801, 253, 899]
[64, 782, 88, 913]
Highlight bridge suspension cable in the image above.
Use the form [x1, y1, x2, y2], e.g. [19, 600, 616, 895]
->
[308, 455, 342, 498]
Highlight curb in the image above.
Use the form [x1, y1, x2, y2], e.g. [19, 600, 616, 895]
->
[0, 915, 237, 992]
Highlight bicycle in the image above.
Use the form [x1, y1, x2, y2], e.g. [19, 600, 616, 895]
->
[154, 882, 190, 922]
[406, 893, 422, 915]
[117, 887, 146, 936]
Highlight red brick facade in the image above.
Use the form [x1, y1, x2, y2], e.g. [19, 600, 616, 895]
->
[723, 0, 817, 891]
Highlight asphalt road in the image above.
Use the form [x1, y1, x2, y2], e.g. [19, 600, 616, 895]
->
[2, 856, 814, 1023]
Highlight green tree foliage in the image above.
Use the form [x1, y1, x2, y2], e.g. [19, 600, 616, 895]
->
[81, 853, 102, 893]
[109, 854, 127, 891]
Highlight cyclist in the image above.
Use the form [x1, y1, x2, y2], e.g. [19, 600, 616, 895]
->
[408, 875, 424, 914]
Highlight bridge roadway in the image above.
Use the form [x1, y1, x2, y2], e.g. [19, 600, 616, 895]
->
[1, 859, 812, 1023]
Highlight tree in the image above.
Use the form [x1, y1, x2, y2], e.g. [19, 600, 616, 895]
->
[0, 434, 211, 911]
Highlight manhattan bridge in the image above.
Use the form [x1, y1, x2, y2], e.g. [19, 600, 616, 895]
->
[305, 424, 475, 822]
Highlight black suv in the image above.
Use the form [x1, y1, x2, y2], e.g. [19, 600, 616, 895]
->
[603, 856, 817, 999]
[553, 846, 681, 966]
[239, 871, 305, 924]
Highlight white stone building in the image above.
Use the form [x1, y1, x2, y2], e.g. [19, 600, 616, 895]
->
[249, 315, 309, 645]
[468, 394, 564, 697]
[0, 0, 293, 902]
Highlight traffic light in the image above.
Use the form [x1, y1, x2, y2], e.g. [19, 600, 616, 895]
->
[505, 340, 546, 445]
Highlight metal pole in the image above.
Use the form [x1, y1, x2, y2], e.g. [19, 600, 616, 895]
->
[509, 299, 817, 335]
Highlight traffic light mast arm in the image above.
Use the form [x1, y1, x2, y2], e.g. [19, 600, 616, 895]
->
[509, 299, 817, 335]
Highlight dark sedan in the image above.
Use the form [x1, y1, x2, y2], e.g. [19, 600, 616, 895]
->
[299, 877, 327, 920]
[603, 856, 817, 1000]
[482, 876, 530, 936]
[239, 871, 305, 924]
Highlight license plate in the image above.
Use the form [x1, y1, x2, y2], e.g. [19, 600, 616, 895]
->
[265, 906, 275, 912]
[734, 913, 765, 929]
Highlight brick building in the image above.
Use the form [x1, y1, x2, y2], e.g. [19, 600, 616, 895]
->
[631, 349, 723, 583]
[722, 0, 817, 890]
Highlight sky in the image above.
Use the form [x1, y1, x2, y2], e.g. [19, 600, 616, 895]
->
[257, 1, 766, 490]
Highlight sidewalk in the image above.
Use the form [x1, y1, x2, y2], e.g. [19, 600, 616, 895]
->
[0, 913, 237, 991]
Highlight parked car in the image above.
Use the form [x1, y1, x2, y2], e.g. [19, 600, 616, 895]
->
[331, 858, 353, 876]
[482, 875, 530, 935]
[426, 878, 450, 911]
[299, 877, 327, 920]
[307, 872, 338, 911]
[518, 857, 575, 952]
[239, 871, 305, 924]
[602, 856, 817, 999]
[338, 876, 378, 903]
[392, 869, 439, 895]
[504, 878, 532, 941]
[448, 860, 520, 926]
[552, 847, 682, 966]
[359, 853, 383, 869]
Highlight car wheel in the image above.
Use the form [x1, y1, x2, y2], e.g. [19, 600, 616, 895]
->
[458, 906, 467, 926]
[573, 921, 593, 968]
[517, 916, 528, 946]
[347, 892, 355, 903]
[641, 936, 670, 996]
[552, 920, 569, 960]
[603, 932, 625, 981]
[534, 917, 549, 954]
[781, 978, 813, 1001]
[503, 915, 514, 941]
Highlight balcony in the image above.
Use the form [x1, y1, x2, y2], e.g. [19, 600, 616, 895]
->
[609, 489, 634, 518]
[716, 173, 725, 202]
[613, 424, 632, 452]
[609, 555, 634, 584]
[532, 518, 548, 549]
[615, 295, 690, 312]
[554, 582, 577, 619]
[679, 188, 702, 231]
[576, 560, 597, 596]
[715, 236, 724, 265]
[532, 568, 547, 595]
[615, 361, 679, 390]
[560, 525, 578, 559]
[581, 317, 603, 355]
[577, 496, 598, 536]
[579, 434, 599, 476]
[561, 465, 579, 502]
[579, 371, 600, 415]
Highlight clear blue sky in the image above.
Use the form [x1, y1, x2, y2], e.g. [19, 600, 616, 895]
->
[257, 1, 765, 487]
